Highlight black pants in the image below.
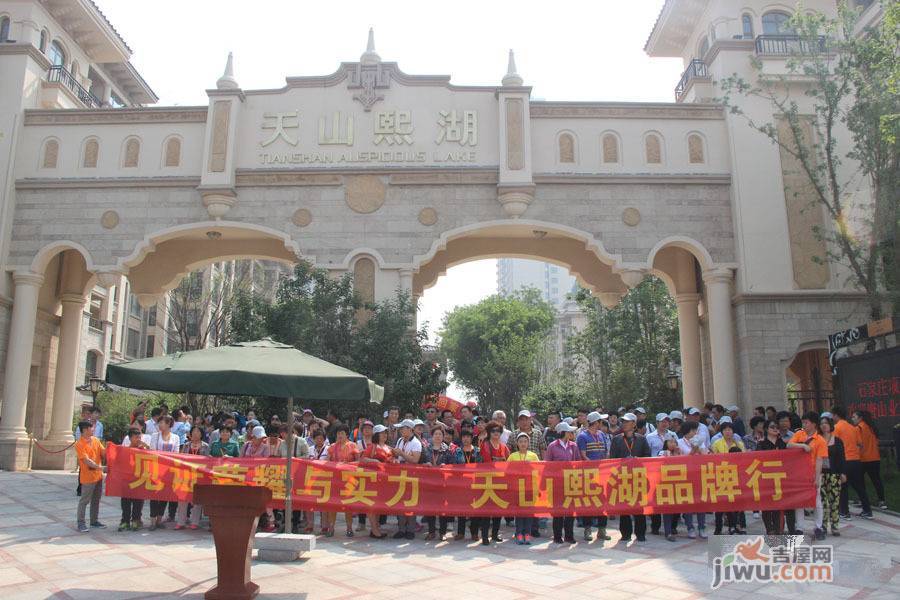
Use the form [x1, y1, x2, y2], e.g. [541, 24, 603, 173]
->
[714, 511, 739, 533]
[121, 498, 144, 522]
[479, 517, 501, 541]
[785, 508, 800, 533]
[839, 460, 871, 513]
[650, 514, 661, 534]
[552, 516, 574, 541]
[762, 510, 782, 534]
[425, 515, 451, 535]
[457, 516, 480, 537]
[149, 499, 169, 518]
[619, 514, 646, 540]
[861, 460, 885, 502]
[583, 515, 608, 529]
[167, 501, 177, 520]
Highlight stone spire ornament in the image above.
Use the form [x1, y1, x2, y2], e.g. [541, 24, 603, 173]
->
[360, 28, 381, 65]
[216, 52, 239, 89]
[501, 49, 523, 86]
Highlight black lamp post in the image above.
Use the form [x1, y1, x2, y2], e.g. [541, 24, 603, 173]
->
[89, 377, 103, 408]
[666, 368, 681, 404]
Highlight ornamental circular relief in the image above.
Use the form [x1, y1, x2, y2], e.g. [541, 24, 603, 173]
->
[100, 210, 120, 229]
[418, 207, 438, 226]
[344, 175, 386, 214]
[622, 207, 641, 227]
[292, 208, 312, 227]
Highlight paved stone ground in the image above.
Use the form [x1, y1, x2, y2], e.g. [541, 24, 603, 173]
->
[0, 471, 897, 599]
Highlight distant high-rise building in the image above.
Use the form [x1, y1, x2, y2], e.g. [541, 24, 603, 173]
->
[497, 258, 576, 308]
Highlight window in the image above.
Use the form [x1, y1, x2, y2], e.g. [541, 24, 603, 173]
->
[126, 328, 140, 358]
[147, 306, 157, 327]
[558, 133, 575, 164]
[602, 133, 619, 163]
[129, 293, 141, 317]
[645, 134, 662, 164]
[122, 137, 140, 168]
[88, 298, 102, 331]
[145, 335, 155, 358]
[84, 351, 99, 383]
[42, 139, 59, 169]
[688, 133, 705, 164]
[82, 138, 99, 168]
[39, 29, 48, 52]
[762, 11, 794, 35]
[164, 137, 181, 167]
[109, 92, 124, 108]
[48, 40, 66, 66]
[186, 309, 200, 338]
[0, 16, 10, 43]
[741, 14, 754, 38]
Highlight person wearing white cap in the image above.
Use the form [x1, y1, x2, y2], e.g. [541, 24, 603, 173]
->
[645, 413, 677, 537]
[510, 409, 547, 459]
[708, 415, 733, 446]
[686, 407, 711, 447]
[634, 407, 655, 436]
[360, 424, 395, 539]
[609, 413, 651, 542]
[546, 421, 579, 543]
[240, 424, 277, 532]
[727, 405, 746, 437]
[576, 412, 611, 541]
[391, 419, 422, 539]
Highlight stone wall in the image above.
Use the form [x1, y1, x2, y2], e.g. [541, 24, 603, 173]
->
[734, 295, 869, 408]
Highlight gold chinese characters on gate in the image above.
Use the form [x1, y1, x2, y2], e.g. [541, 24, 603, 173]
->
[258, 109, 478, 166]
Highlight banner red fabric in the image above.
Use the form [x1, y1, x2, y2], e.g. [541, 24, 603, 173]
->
[106, 445, 814, 516]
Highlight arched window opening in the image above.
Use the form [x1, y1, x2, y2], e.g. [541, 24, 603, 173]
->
[645, 134, 662, 164]
[48, 40, 66, 66]
[39, 29, 48, 52]
[164, 137, 181, 167]
[83, 138, 99, 168]
[602, 134, 619, 164]
[762, 11, 794, 34]
[741, 14, 754, 38]
[688, 134, 705, 164]
[122, 138, 140, 168]
[558, 133, 575, 164]
[42, 139, 59, 168]
[0, 17, 10, 43]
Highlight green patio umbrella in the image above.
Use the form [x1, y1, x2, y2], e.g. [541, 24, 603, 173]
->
[106, 338, 384, 526]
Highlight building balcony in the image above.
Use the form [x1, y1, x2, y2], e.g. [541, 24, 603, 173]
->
[45, 65, 102, 108]
[674, 59, 709, 102]
[754, 35, 826, 56]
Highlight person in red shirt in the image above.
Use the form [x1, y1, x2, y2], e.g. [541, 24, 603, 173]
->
[787, 411, 828, 539]
[831, 405, 873, 518]
[477, 420, 509, 545]
[74, 420, 106, 533]
[326, 424, 360, 537]
[360, 424, 394, 538]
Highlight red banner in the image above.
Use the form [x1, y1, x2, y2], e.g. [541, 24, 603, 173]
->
[105, 445, 814, 516]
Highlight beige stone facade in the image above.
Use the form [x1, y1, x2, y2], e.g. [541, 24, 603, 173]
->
[0, 0, 877, 469]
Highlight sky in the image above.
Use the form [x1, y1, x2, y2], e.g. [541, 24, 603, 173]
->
[94, 0, 682, 400]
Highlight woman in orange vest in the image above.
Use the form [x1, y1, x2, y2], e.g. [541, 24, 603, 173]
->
[853, 410, 887, 509]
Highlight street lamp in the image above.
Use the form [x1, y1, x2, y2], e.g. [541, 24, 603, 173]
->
[666, 365, 681, 405]
[89, 377, 103, 408]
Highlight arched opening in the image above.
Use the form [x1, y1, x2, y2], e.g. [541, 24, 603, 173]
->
[0, 16, 10, 43]
[762, 11, 794, 35]
[785, 347, 832, 414]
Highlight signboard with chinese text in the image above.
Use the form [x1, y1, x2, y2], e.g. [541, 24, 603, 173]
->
[836, 345, 900, 437]
[106, 445, 815, 517]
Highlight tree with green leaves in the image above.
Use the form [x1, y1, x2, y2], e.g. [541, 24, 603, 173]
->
[719, 1, 899, 318]
[566, 277, 681, 413]
[439, 289, 554, 416]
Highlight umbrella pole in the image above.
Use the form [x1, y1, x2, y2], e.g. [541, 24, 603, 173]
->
[284, 396, 294, 533]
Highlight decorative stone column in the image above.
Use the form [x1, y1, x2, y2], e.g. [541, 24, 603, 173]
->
[702, 268, 739, 407]
[675, 293, 704, 408]
[497, 50, 534, 219]
[36, 293, 87, 470]
[98, 291, 114, 378]
[0, 271, 44, 471]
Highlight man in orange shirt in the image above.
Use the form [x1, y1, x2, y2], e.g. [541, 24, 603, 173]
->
[831, 405, 872, 519]
[75, 420, 107, 533]
[787, 411, 827, 539]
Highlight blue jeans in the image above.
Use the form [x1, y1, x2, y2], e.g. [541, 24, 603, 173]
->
[516, 516, 534, 536]
[684, 512, 706, 531]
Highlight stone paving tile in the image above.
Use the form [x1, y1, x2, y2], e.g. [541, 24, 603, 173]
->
[0, 471, 897, 599]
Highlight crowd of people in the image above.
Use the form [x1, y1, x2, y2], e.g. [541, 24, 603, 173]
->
[74, 400, 887, 545]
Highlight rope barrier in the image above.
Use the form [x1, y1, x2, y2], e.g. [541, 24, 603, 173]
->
[31, 438, 76, 454]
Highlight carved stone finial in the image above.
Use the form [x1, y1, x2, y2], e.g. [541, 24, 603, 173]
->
[502, 49, 523, 86]
[360, 28, 381, 65]
[216, 52, 239, 90]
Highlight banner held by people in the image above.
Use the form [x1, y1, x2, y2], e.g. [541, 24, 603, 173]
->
[106, 445, 814, 517]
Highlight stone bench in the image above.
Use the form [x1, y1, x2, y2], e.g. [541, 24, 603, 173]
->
[254, 532, 315, 562]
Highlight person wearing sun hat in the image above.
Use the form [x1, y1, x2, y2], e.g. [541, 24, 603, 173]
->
[686, 407, 711, 446]
[390, 419, 422, 539]
[609, 413, 650, 542]
[547, 421, 579, 543]
[576, 412, 611, 541]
